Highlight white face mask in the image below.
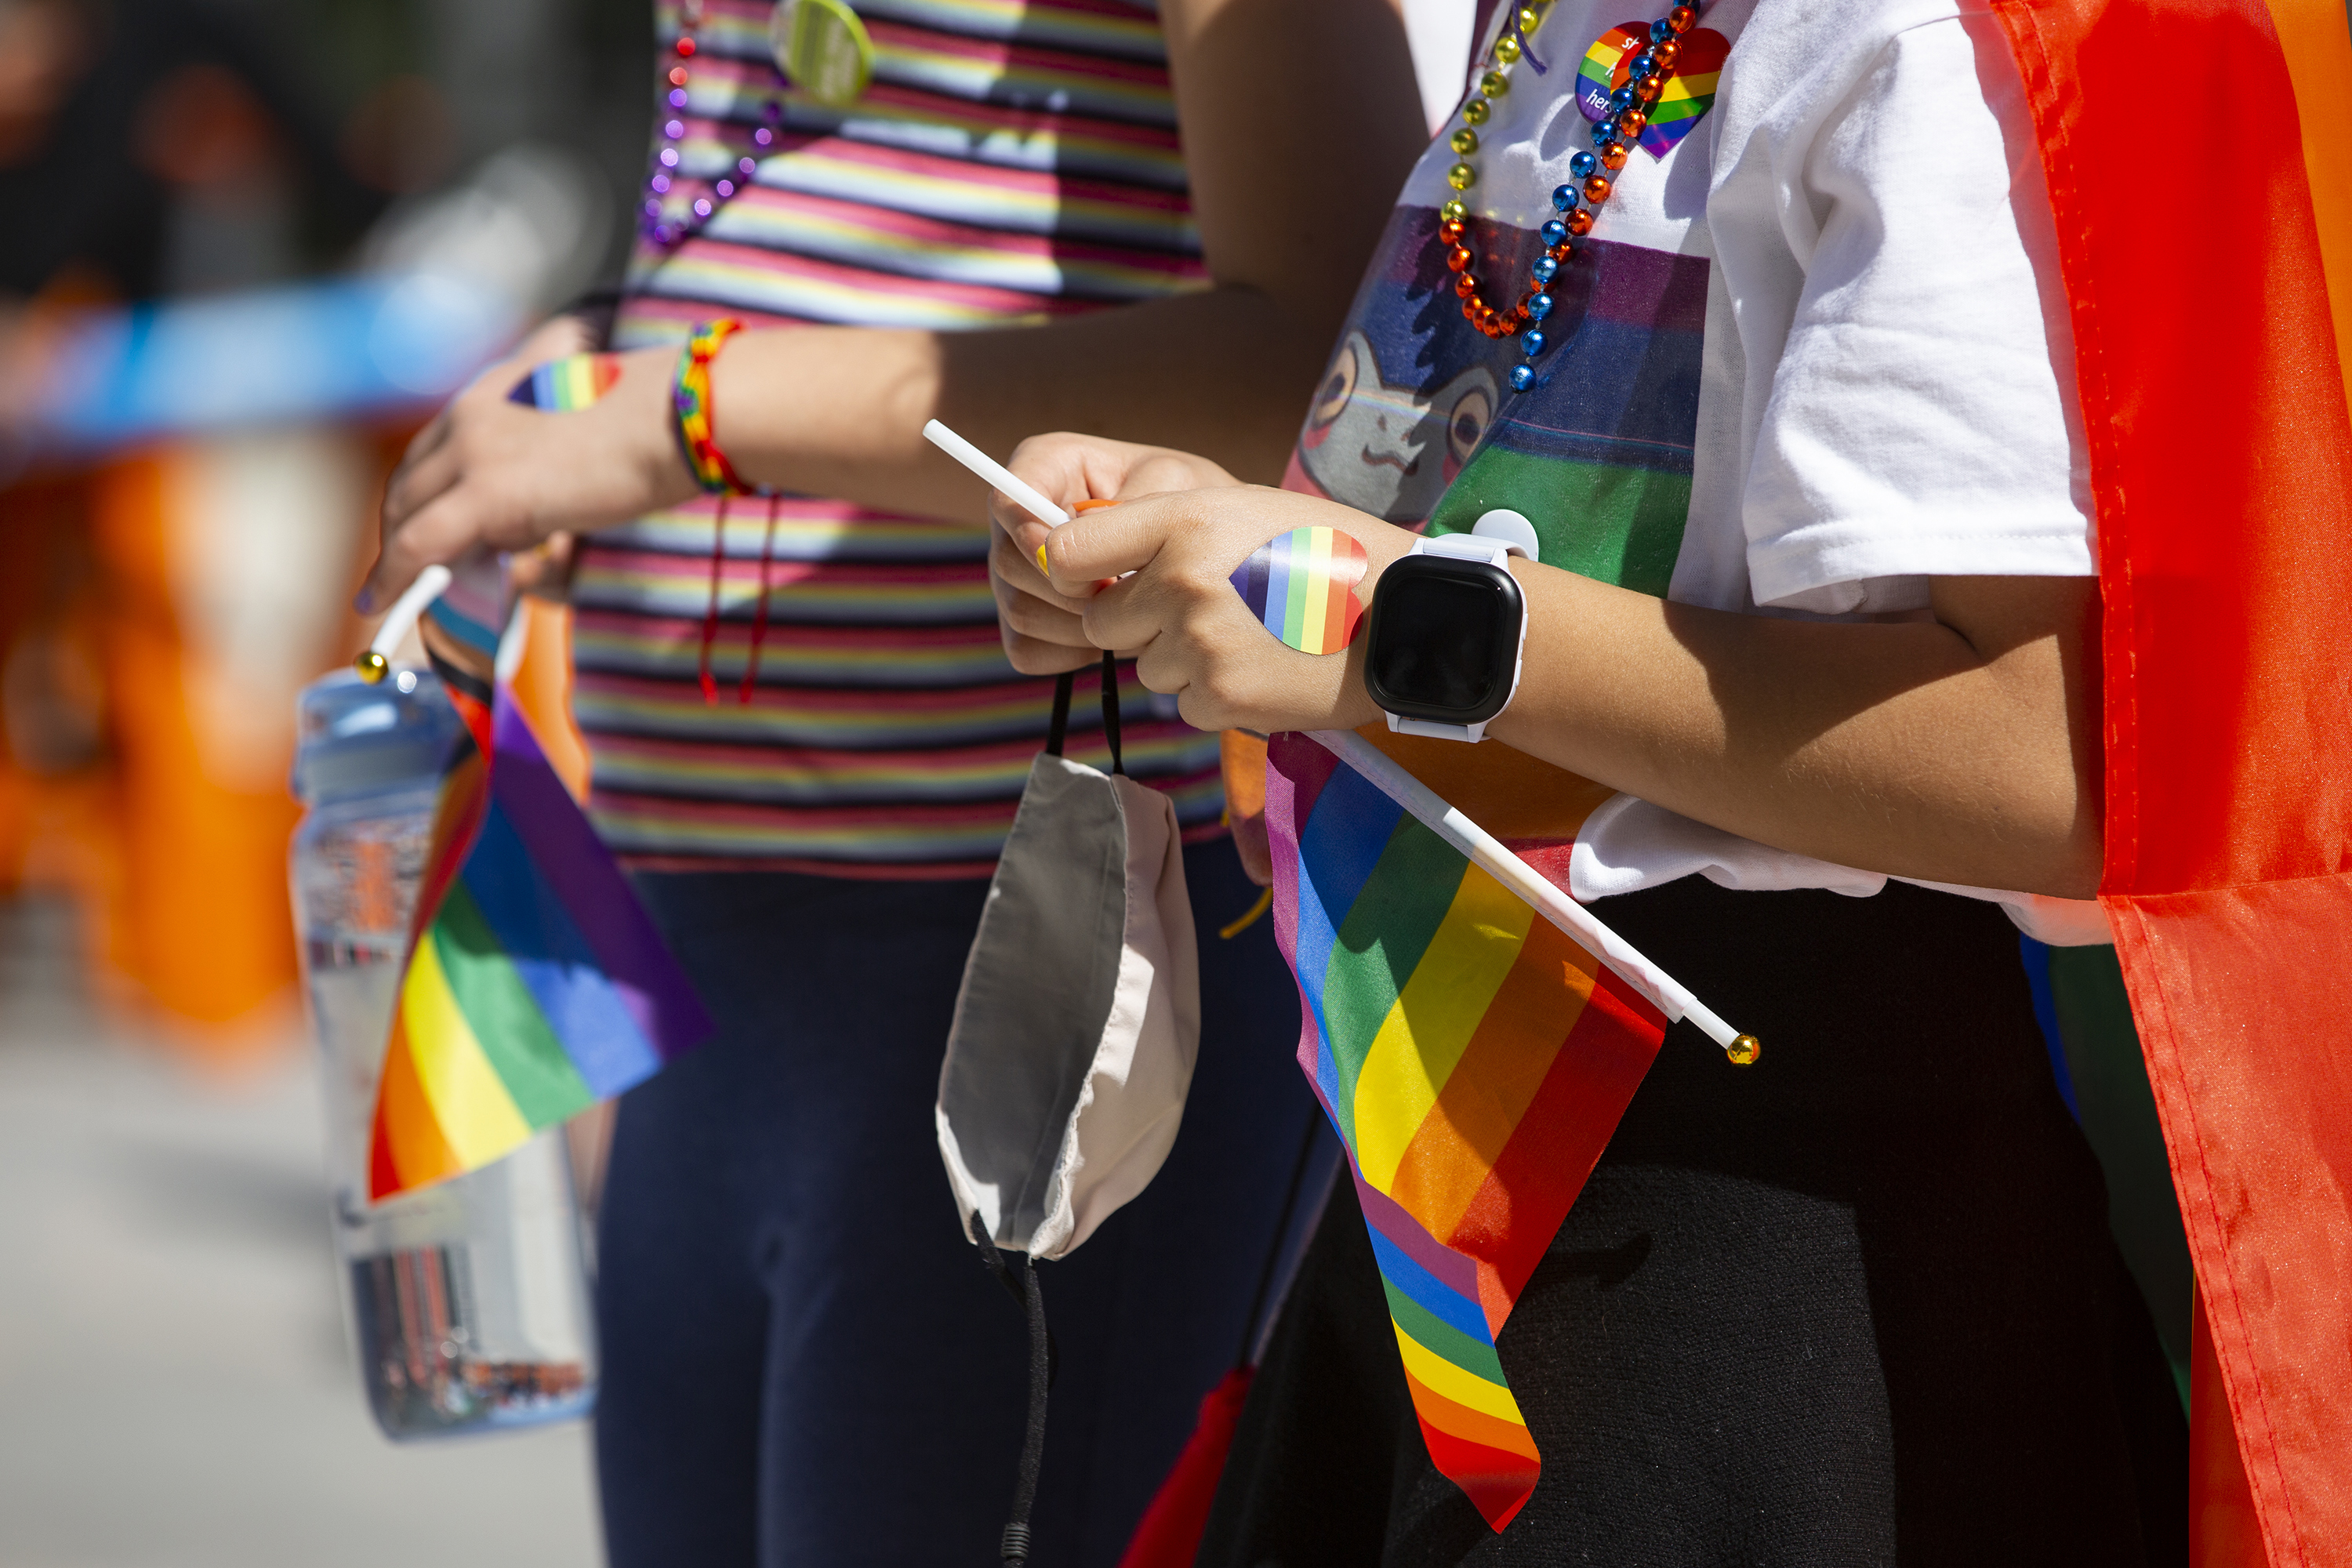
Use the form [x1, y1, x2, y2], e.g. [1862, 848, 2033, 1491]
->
[936, 657, 1200, 1261]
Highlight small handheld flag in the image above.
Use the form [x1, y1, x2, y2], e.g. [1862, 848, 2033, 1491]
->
[1270, 729, 1749, 1529]
[366, 572, 712, 1201]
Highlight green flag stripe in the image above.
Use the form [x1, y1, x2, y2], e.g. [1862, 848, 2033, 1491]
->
[1428, 447, 1692, 599]
[1382, 1276, 1506, 1384]
[1322, 816, 1468, 1147]
[431, 881, 597, 1127]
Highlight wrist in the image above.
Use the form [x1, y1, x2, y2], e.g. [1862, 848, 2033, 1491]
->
[671, 319, 761, 495]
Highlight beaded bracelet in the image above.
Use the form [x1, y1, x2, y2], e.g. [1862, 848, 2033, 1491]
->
[673, 318, 758, 495]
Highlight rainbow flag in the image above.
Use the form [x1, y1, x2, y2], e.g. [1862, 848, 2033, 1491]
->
[1984, 0, 2352, 1553]
[1266, 732, 1664, 1529]
[368, 657, 711, 1200]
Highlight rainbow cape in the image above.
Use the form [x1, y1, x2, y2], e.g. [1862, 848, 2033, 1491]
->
[1266, 732, 1664, 1530]
[368, 647, 711, 1200]
[1995, 0, 2352, 1557]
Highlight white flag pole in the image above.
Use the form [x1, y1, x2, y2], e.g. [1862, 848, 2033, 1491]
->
[1305, 729, 1758, 1063]
[354, 564, 454, 684]
[922, 419, 1071, 528]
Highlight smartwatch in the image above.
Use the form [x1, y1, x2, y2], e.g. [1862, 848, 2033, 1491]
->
[1362, 510, 1540, 743]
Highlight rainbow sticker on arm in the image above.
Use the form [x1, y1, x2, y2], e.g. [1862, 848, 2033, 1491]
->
[1229, 525, 1369, 655]
[508, 354, 623, 412]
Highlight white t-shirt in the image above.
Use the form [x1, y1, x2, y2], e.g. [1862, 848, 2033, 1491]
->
[1285, 0, 2107, 943]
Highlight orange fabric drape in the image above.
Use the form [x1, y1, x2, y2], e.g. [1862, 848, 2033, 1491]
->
[1991, 1, 2352, 1560]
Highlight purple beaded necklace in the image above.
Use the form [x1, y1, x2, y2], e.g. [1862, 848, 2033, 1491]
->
[639, 1, 788, 250]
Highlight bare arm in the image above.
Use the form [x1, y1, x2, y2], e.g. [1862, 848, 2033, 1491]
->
[995, 474, 2103, 899]
[364, 0, 1428, 603]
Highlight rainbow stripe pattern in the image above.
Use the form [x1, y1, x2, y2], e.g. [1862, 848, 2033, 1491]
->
[1266, 732, 1667, 1530]
[1574, 20, 1727, 158]
[1229, 526, 1368, 656]
[507, 354, 622, 412]
[368, 666, 712, 1200]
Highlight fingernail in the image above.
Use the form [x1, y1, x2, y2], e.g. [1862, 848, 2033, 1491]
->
[352, 586, 376, 614]
[1035, 546, 1051, 575]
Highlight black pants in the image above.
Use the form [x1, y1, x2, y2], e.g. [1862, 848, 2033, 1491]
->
[595, 844, 1320, 1567]
[1200, 880, 2187, 1567]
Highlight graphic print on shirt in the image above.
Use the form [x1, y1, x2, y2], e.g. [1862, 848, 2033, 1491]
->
[1285, 202, 1708, 599]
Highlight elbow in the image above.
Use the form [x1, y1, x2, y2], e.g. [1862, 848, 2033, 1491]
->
[2020, 810, 2103, 902]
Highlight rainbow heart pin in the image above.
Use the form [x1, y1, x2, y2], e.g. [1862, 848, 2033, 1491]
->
[1576, 23, 1730, 159]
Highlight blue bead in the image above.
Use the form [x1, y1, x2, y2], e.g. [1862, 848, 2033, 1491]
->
[1570, 151, 1598, 178]
[1521, 328, 1548, 357]
[1528, 292, 1554, 318]
[1508, 364, 1537, 394]
[1592, 122, 1617, 147]
[1531, 255, 1558, 283]
[1540, 219, 1567, 247]
[1610, 85, 1636, 111]
[1650, 16, 1674, 40]
[1628, 53, 1654, 79]
[1552, 183, 1575, 212]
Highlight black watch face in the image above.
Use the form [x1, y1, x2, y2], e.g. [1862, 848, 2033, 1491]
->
[1364, 558, 1522, 724]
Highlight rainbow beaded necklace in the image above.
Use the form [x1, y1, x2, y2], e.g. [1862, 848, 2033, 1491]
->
[1436, 0, 1705, 394]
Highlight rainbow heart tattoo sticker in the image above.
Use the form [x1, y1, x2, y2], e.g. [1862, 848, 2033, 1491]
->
[1577, 23, 1730, 158]
[1230, 526, 1368, 655]
[508, 354, 622, 411]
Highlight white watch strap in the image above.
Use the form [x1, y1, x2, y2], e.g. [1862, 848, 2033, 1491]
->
[1412, 533, 1515, 567]
[1388, 713, 1492, 742]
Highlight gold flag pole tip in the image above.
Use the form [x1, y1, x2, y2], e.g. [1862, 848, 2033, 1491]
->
[354, 649, 390, 684]
[1726, 1034, 1761, 1066]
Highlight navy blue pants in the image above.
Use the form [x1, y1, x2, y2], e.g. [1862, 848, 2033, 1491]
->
[595, 843, 1320, 1567]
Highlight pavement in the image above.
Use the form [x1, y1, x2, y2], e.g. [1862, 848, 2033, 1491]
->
[0, 897, 602, 1568]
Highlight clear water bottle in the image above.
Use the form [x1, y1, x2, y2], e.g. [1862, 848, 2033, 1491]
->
[290, 666, 598, 1439]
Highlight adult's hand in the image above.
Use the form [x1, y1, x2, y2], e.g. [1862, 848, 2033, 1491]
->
[983, 432, 1247, 675]
[360, 318, 698, 612]
[1032, 480, 1413, 733]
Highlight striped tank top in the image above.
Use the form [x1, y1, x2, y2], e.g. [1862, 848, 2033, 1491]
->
[576, 0, 1225, 878]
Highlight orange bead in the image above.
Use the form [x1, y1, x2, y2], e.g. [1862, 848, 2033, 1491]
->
[1617, 110, 1648, 136]
[1565, 209, 1592, 235]
[668, 65, 690, 86]
[1668, 5, 1696, 32]
[1551, 241, 1576, 263]
[1635, 76, 1663, 103]
[1446, 245, 1475, 273]
[1454, 272, 1479, 299]
[1583, 174, 1613, 202]
[1600, 142, 1628, 170]
[1652, 38, 1681, 67]
[1438, 218, 1465, 245]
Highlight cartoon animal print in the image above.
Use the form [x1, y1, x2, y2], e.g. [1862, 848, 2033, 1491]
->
[1297, 330, 1499, 524]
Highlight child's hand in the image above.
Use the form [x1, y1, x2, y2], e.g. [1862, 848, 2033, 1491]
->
[1036, 485, 1416, 735]
[361, 319, 698, 612]
[985, 432, 1243, 675]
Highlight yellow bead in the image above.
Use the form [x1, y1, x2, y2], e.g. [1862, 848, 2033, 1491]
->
[1481, 70, 1508, 97]
[354, 650, 390, 684]
[1439, 198, 1467, 221]
[1446, 162, 1475, 191]
[1461, 96, 1490, 126]
[1450, 127, 1479, 156]
[1493, 34, 1521, 64]
[1726, 1034, 1761, 1066]
[1517, 5, 1541, 33]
